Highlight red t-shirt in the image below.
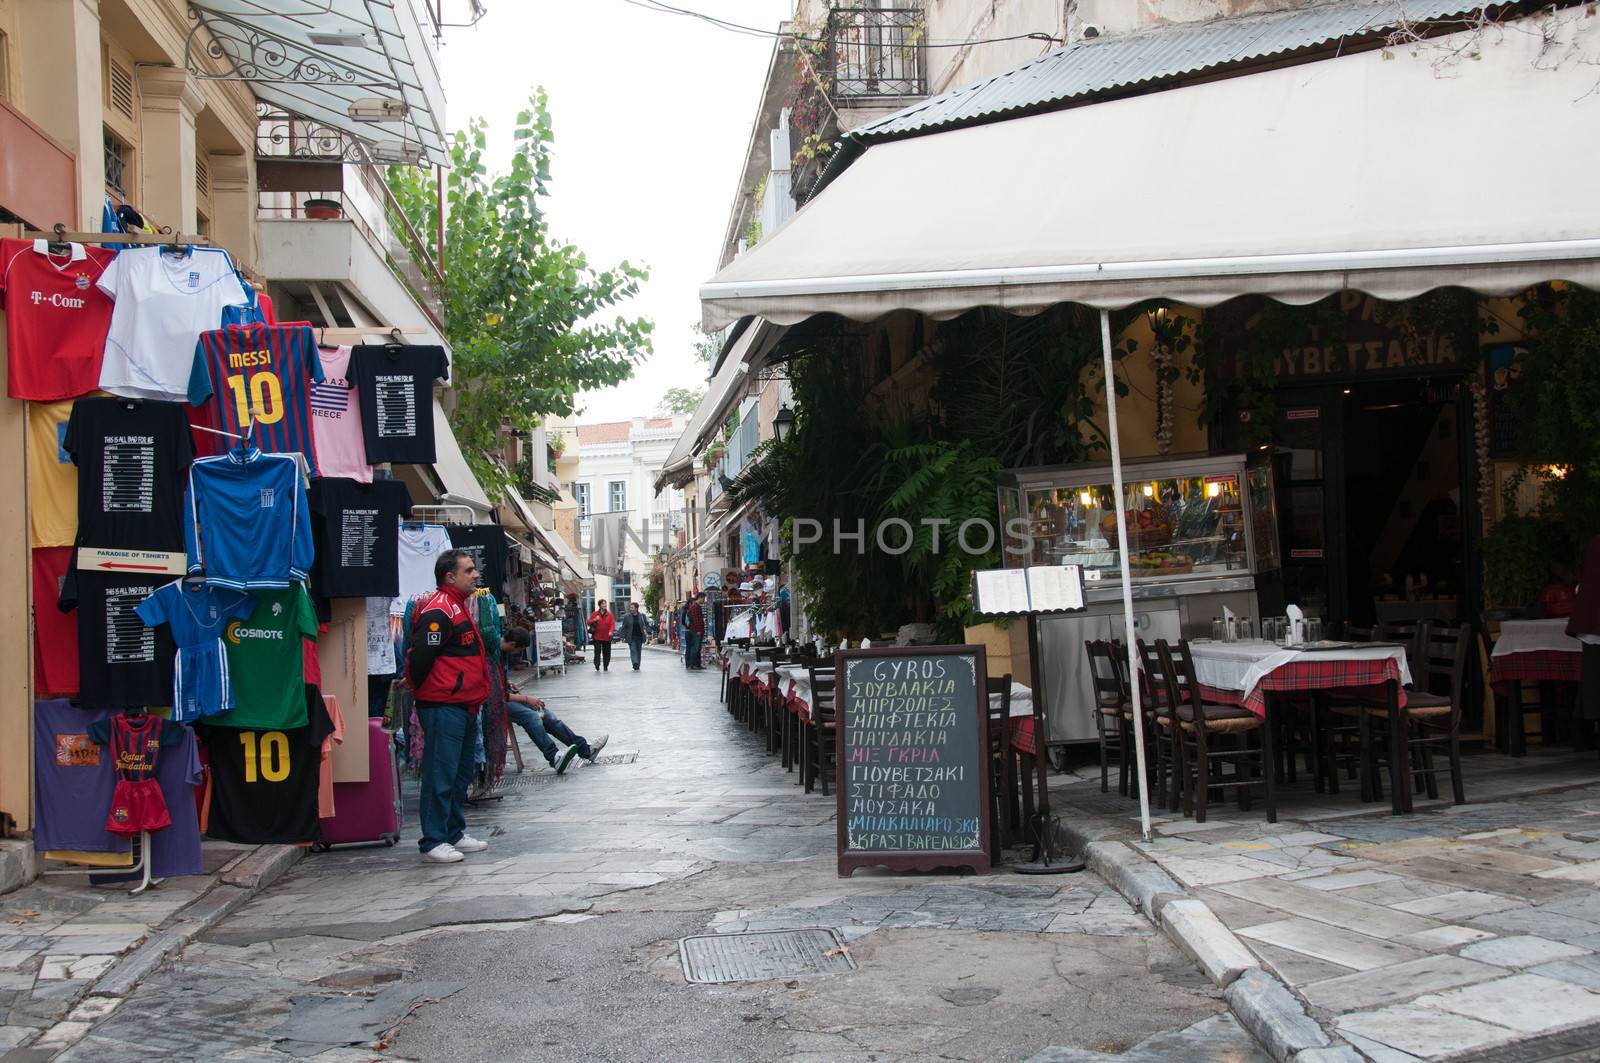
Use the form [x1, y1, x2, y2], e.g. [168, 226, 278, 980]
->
[32, 547, 79, 697]
[0, 239, 115, 401]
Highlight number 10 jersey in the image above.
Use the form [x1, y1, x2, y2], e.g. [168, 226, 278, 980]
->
[189, 324, 325, 476]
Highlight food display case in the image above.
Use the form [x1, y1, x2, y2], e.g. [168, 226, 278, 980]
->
[997, 454, 1281, 747]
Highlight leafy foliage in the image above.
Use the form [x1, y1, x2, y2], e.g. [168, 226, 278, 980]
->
[1510, 285, 1600, 542]
[387, 90, 652, 491]
[657, 387, 704, 416]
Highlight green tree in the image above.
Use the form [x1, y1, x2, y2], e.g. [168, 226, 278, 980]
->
[657, 387, 703, 416]
[387, 90, 653, 491]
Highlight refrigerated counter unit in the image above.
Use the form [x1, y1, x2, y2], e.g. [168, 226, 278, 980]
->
[998, 453, 1281, 748]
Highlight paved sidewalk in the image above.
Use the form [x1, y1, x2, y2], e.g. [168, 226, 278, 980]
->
[41, 662, 1262, 1062]
[1057, 748, 1600, 1060]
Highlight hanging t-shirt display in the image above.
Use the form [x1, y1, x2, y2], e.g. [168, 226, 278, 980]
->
[28, 399, 79, 548]
[307, 345, 371, 482]
[0, 239, 116, 401]
[135, 580, 257, 722]
[65, 397, 194, 550]
[201, 690, 333, 844]
[59, 565, 176, 707]
[185, 448, 312, 589]
[347, 345, 449, 463]
[189, 324, 326, 476]
[32, 548, 79, 697]
[96, 247, 250, 401]
[366, 596, 396, 676]
[209, 584, 319, 730]
[392, 522, 453, 615]
[32, 701, 117, 852]
[309, 478, 412, 598]
[88, 722, 204, 881]
[444, 523, 509, 593]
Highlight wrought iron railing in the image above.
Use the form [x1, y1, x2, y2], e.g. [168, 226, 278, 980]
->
[826, 6, 924, 99]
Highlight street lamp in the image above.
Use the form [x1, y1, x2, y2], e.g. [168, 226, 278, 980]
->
[773, 405, 796, 442]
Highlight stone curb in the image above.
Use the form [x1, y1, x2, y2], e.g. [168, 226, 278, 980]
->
[1055, 818, 1342, 1063]
[0, 839, 42, 896]
[23, 845, 304, 1059]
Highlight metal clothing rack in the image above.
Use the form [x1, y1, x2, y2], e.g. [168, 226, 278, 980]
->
[40, 831, 155, 894]
[407, 504, 476, 526]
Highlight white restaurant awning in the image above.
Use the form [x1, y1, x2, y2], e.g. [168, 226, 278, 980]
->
[189, 0, 448, 164]
[701, 11, 1600, 329]
[427, 397, 493, 516]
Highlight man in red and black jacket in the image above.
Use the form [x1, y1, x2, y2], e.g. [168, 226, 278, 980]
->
[407, 549, 491, 864]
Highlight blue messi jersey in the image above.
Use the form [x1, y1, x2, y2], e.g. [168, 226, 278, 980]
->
[188, 324, 324, 475]
[184, 448, 314, 590]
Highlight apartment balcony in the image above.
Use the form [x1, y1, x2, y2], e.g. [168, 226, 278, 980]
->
[254, 109, 443, 332]
[791, 6, 925, 201]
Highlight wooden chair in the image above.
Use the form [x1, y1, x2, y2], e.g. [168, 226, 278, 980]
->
[1158, 639, 1273, 823]
[1135, 639, 1182, 812]
[1085, 641, 1132, 795]
[1353, 622, 1469, 805]
[805, 663, 838, 796]
[1376, 618, 1425, 677]
[985, 675, 1014, 864]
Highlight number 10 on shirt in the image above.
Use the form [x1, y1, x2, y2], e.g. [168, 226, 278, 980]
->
[225, 372, 284, 426]
[239, 730, 290, 782]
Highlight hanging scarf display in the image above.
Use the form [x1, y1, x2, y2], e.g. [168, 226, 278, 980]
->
[105, 715, 172, 837]
[474, 589, 508, 786]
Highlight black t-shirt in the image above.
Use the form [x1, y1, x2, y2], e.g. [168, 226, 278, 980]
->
[347, 345, 448, 464]
[309, 478, 413, 598]
[446, 523, 509, 593]
[200, 686, 333, 844]
[65, 398, 194, 550]
[58, 563, 177, 708]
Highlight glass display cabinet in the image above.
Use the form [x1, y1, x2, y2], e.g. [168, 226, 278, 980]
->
[996, 453, 1281, 747]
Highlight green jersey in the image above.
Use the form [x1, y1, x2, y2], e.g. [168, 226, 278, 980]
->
[210, 583, 318, 730]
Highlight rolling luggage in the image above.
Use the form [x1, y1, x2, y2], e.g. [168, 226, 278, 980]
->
[314, 718, 402, 850]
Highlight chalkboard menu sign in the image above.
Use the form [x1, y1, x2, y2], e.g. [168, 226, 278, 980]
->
[835, 646, 991, 877]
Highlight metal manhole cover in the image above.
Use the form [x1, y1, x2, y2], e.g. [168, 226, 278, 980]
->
[679, 928, 855, 984]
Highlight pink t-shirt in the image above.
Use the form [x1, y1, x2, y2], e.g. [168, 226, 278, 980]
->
[309, 345, 372, 482]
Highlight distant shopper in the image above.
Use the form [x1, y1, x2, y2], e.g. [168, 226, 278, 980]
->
[686, 593, 706, 671]
[500, 630, 608, 772]
[408, 549, 492, 864]
[621, 602, 650, 671]
[588, 599, 615, 672]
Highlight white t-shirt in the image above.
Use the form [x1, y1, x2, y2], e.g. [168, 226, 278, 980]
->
[367, 595, 397, 675]
[97, 247, 250, 400]
[393, 522, 454, 615]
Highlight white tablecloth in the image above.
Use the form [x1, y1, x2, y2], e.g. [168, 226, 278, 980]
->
[1492, 618, 1582, 658]
[1189, 640, 1413, 697]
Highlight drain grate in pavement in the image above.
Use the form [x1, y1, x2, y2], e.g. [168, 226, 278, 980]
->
[496, 752, 639, 789]
[679, 928, 856, 984]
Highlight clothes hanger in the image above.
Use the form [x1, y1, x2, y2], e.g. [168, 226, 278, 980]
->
[46, 223, 73, 257]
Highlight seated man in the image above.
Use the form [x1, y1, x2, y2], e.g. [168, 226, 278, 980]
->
[501, 629, 607, 774]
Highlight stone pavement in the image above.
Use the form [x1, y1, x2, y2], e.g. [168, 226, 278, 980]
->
[1055, 745, 1600, 1060]
[29, 660, 1265, 1062]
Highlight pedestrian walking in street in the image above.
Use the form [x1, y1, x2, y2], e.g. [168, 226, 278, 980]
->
[686, 592, 706, 670]
[499, 630, 608, 772]
[621, 601, 650, 670]
[588, 598, 615, 671]
[408, 549, 493, 864]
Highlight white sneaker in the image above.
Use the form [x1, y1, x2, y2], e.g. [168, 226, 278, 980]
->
[423, 843, 463, 863]
[454, 834, 489, 853]
[585, 734, 610, 762]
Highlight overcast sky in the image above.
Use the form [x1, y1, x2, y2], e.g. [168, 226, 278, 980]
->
[438, 0, 795, 424]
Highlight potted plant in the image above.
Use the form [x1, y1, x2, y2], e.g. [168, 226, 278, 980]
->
[303, 197, 342, 220]
[704, 442, 726, 468]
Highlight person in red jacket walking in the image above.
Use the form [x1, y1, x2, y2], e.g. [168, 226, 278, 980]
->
[408, 549, 491, 864]
[588, 599, 616, 672]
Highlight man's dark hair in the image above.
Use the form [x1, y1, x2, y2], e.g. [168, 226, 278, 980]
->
[435, 548, 473, 584]
[503, 627, 532, 648]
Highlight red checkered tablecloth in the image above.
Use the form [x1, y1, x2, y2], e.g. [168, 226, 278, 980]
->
[1200, 655, 1408, 718]
[1008, 716, 1038, 756]
[1490, 649, 1582, 685]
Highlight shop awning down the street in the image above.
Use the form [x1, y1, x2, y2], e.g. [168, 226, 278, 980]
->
[699, 9, 1600, 841]
[700, 12, 1600, 331]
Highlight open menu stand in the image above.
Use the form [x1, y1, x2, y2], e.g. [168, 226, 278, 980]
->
[971, 565, 1088, 874]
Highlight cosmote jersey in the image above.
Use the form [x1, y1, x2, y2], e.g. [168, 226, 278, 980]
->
[208, 584, 318, 730]
[189, 324, 324, 475]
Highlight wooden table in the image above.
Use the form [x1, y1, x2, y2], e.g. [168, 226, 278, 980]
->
[1490, 618, 1583, 757]
[1188, 640, 1414, 817]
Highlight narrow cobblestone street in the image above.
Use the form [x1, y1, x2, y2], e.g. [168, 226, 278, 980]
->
[21, 656, 1259, 1063]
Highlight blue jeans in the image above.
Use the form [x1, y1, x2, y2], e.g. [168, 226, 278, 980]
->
[507, 702, 591, 766]
[686, 631, 703, 669]
[628, 639, 643, 668]
[416, 705, 478, 853]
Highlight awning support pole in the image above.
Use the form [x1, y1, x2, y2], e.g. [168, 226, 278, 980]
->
[1101, 309, 1154, 844]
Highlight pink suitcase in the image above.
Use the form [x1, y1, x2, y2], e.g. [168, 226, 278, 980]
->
[314, 718, 402, 849]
